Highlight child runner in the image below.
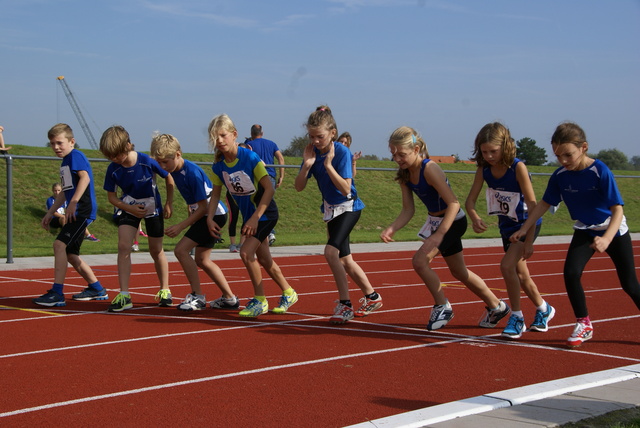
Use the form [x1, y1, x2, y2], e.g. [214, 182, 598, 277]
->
[337, 131, 361, 177]
[150, 133, 239, 311]
[294, 106, 382, 324]
[511, 121, 640, 347]
[381, 126, 511, 330]
[465, 122, 555, 339]
[207, 114, 298, 317]
[35, 123, 106, 306]
[100, 125, 175, 312]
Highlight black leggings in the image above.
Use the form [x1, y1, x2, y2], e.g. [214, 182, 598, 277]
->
[226, 191, 240, 238]
[327, 210, 361, 258]
[564, 230, 640, 318]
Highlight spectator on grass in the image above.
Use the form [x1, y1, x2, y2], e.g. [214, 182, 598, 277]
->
[337, 131, 361, 177]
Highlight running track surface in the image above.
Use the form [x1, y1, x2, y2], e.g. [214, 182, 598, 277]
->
[1, 241, 639, 427]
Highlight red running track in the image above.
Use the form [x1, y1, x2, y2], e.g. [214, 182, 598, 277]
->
[0, 242, 639, 427]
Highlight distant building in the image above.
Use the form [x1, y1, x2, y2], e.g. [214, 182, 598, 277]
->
[430, 155, 475, 165]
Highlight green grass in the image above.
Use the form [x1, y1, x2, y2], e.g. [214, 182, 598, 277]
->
[1, 145, 639, 258]
[560, 406, 640, 427]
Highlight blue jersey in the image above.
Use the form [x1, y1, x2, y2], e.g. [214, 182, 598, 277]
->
[60, 149, 97, 220]
[483, 158, 541, 237]
[211, 147, 277, 222]
[247, 137, 280, 178]
[171, 159, 226, 216]
[543, 159, 625, 236]
[103, 152, 169, 218]
[405, 159, 448, 214]
[305, 141, 365, 212]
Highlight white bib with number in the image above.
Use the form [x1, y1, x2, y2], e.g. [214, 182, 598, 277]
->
[486, 188, 521, 222]
[323, 199, 354, 222]
[223, 170, 256, 196]
[122, 195, 157, 218]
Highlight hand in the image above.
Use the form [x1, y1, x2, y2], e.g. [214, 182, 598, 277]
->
[130, 204, 147, 219]
[324, 142, 335, 167]
[164, 224, 182, 238]
[207, 218, 221, 239]
[380, 227, 395, 243]
[418, 234, 442, 256]
[510, 229, 525, 243]
[41, 214, 52, 231]
[163, 203, 173, 219]
[471, 218, 487, 234]
[65, 201, 78, 222]
[302, 144, 316, 165]
[590, 235, 611, 253]
[353, 151, 362, 161]
[241, 216, 259, 237]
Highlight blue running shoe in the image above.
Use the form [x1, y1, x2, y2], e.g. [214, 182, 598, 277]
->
[33, 289, 66, 307]
[502, 314, 525, 339]
[530, 304, 556, 332]
[72, 287, 108, 301]
[427, 301, 454, 331]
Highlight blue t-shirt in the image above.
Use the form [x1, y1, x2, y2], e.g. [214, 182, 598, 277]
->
[171, 159, 226, 216]
[60, 149, 97, 220]
[211, 147, 278, 222]
[247, 137, 280, 178]
[543, 159, 624, 236]
[305, 141, 365, 212]
[483, 158, 542, 237]
[103, 152, 169, 218]
[405, 158, 448, 214]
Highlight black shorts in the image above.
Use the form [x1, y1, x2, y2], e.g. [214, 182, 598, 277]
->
[437, 215, 467, 258]
[56, 218, 91, 256]
[501, 223, 542, 252]
[49, 217, 63, 229]
[327, 210, 361, 258]
[117, 212, 164, 238]
[248, 219, 278, 243]
[185, 214, 227, 249]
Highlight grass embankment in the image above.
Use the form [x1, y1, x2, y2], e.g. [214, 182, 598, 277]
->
[1, 145, 639, 258]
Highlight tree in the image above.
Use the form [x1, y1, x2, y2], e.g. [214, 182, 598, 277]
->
[282, 135, 308, 157]
[516, 138, 547, 166]
[631, 155, 640, 171]
[595, 148, 630, 170]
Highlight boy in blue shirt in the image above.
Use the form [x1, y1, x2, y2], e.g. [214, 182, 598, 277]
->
[36, 124, 106, 306]
[100, 125, 175, 312]
[150, 133, 239, 311]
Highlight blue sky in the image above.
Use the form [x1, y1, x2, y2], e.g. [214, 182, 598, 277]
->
[1, 0, 639, 161]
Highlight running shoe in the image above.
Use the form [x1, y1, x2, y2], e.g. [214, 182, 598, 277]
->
[501, 314, 526, 339]
[139, 230, 148, 238]
[330, 302, 354, 324]
[178, 293, 206, 311]
[229, 244, 239, 253]
[272, 290, 298, 314]
[84, 234, 100, 242]
[268, 233, 276, 246]
[33, 289, 66, 307]
[108, 293, 133, 312]
[210, 295, 240, 309]
[239, 298, 268, 317]
[566, 322, 593, 347]
[72, 287, 108, 301]
[155, 289, 173, 307]
[529, 304, 556, 332]
[478, 300, 511, 328]
[354, 294, 383, 317]
[132, 242, 139, 252]
[427, 301, 454, 331]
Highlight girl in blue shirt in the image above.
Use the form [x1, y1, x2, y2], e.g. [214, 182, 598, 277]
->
[207, 114, 297, 318]
[295, 106, 382, 324]
[381, 126, 510, 331]
[512, 122, 640, 347]
[466, 122, 554, 339]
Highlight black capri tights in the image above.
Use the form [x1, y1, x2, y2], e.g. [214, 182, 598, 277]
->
[564, 229, 640, 318]
[326, 210, 361, 259]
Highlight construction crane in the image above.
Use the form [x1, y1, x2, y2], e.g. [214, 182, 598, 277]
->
[56, 76, 99, 150]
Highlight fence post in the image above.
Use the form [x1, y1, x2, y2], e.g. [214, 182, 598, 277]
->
[4, 153, 13, 263]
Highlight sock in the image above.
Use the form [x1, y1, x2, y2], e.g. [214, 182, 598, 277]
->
[283, 288, 295, 296]
[52, 283, 63, 295]
[490, 301, 503, 312]
[365, 291, 379, 300]
[577, 316, 591, 326]
[196, 294, 205, 300]
[120, 291, 130, 296]
[255, 295, 267, 303]
[512, 310, 524, 319]
[537, 301, 548, 313]
[88, 281, 104, 291]
[340, 299, 352, 307]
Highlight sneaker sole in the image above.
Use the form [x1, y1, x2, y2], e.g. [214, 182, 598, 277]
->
[427, 312, 454, 331]
[108, 305, 133, 312]
[239, 311, 267, 317]
[158, 300, 173, 307]
[529, 306, 556, 332]
[211, 303, 240, 309]
[72, 295, 108, 301]
[272, 295, 299, 314]
[567, 331, 593, 348]
[33, 301, 66, 307]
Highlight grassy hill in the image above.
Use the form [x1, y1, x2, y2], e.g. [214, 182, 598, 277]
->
[1, 144, 639, 258]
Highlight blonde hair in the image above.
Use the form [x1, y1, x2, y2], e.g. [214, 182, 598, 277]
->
[150, 133, 181, 160]
[388, 126, 429, 184]
[472, 122, 515, 167]
[305, 105, 338, 140]
[551, 122, 588, 148]
[51, 182, 61, 191]
[207, 114, 237, 162]
[99, 125, 131, 159]
[47, 123, 74, 140]
[337, 131, 352, 148]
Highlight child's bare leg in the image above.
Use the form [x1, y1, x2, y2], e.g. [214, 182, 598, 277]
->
[174, 237, 202, 295]
[325, 245, 349, 300]
[53, 239, 69, 284]
[195, 247, 234, 298]
[256, 240, 291, 292]
[240, 237, 265, 296]
[413, 247, 447, 305]
[67, 253, 99, 284]
[117, 225, 137, 292]
[516, 258, 544, 307]
[148, 236, 169, 290]
[445, 251, 500, 308]
[341, 255, 374, 295]
[501, 243, 525, 311]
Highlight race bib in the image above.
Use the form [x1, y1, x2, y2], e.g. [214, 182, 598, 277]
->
[223, 170, 256, 196]
[323, 199, 354, 222]
[122, 195, 157, 218]
[418, 215, 443, 239]
[486, 188, 520, 221]
[60, 165, 73, 191]
[573, 215, 629, 235]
